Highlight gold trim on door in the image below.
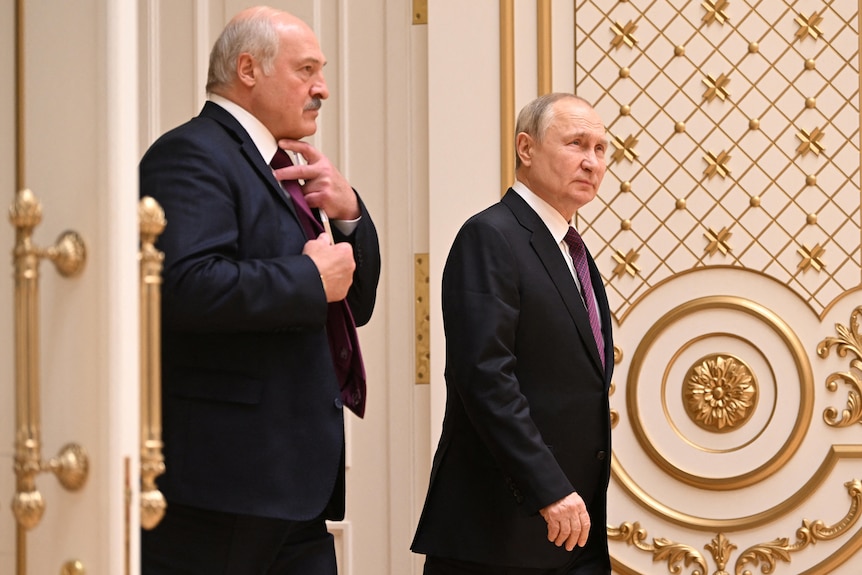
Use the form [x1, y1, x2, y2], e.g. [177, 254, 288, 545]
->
[139, 196, 167, 529]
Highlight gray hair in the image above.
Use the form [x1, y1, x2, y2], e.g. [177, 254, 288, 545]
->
[515, 93, 589, 169]
[206, 7, 280, 94]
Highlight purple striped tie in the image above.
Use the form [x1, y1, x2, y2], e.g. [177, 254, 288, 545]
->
[271, 149, 367, 417]
[563, 227, 605, 369]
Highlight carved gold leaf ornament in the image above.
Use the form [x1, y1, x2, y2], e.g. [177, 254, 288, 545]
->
[794, 10, 824, 41]
[703, 150, 731, 179]
[795, 127, 825, 156]
[796, 243, 826, 272]
[609, 480, 862, 575]
[612, 248, 641, 279]
[702, 73, 731, 102]
[704, 226, 733, 256]
[611, 20, 638, 49]
[816, 306, 862, 427]
[684, 355, 757, 432]
[735, 479, 862, 575]
[612, 134, 640, 164]
[702, 0, 730, 25]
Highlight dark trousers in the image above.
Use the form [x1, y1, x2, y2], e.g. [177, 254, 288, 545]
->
[423, 555, 610, 575]
[141, 502, 337, 575]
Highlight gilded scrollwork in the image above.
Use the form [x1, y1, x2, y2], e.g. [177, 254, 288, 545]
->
[608, 521, 709, 575]
[734, 479, 862, 574]
[816, 306, 862, 427]
[610, 480, 861, 575]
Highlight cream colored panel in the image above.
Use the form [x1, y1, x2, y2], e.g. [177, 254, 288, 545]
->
[0, 0, 16, 568]
[428, 0, 502, 450]
[2, 1, 140, 574]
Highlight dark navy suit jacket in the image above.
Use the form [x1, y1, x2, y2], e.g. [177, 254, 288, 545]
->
[140, 101, 380, 522]
[412, 190, 612, 570]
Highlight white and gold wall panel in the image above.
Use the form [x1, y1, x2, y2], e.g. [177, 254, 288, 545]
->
[574, 2, 860, 317]
[563, 2, 862, 574]
[426, 1, 862, 574]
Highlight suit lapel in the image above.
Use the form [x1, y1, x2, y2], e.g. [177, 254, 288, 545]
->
[501, 191, 605, 373]
[198, 102, 302, 225]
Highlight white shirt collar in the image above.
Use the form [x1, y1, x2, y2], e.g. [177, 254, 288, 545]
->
[208, 94, 278, 164]
[511, 180, 574, 244]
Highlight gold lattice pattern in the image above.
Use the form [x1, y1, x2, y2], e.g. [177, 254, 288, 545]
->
[574, 2, 862, 318]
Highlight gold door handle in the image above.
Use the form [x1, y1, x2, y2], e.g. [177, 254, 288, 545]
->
[139, 196, 167, 529]
[9, 188, 89, 530]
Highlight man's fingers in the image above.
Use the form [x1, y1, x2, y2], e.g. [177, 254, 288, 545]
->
[277, 139, 320, 162]
[546, 519, 561, 543]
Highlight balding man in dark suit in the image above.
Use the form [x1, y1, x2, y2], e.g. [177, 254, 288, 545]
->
[412, 93, 613, 575]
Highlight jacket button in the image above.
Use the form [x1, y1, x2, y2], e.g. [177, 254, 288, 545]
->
[596, 450, 607, 460]
[334, 398, 344, 409]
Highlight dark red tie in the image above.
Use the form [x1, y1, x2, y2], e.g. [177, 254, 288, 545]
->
[271, 149, 367, 417]
[563, 227, 605, 370]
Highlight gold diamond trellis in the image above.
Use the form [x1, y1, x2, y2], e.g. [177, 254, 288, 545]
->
[574, 1, 861, 318]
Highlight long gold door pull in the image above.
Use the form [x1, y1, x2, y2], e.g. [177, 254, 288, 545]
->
[139, 196, 167, 529]
[9, 188, 88, 530]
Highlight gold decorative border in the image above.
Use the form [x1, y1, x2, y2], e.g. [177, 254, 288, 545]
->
[612, 445, 862, 531]
[537, 0, 552, 95]
[626, 296, 814, 490]
[609, 478, 862, 575]
[615, 266, 818, 326]
[499, 0, 514, 192]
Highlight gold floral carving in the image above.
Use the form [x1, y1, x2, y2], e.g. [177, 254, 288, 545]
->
[683, 355, 757, 432]
[816, 306, 862, 427]
[609, 479, 862, 575]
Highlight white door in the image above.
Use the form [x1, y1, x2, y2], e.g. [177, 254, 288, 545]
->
[1, 1, 141, 574]
[426, 2, 862, 575]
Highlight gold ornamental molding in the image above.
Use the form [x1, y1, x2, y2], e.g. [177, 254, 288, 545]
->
[612, 134, 639, 164]
[817, 305, 862, 427]
[702, 0, 730, 25]
[139, 197, 167, 530]
[415, 253, 431, 384]
[797, 242, 826, 272]
[499, 0, 514, 192]
[702, 73, 730, 102]
[683, 354, 757, 433]
[609, 478, 862, 575]
[795, 10, 824, 41]
[612, 445, 862, 532]
[537, 0, 552, 95]
[626, 296, 813, 491]
[612, 248, 641, 279]
[795, 127, 826, 156]
[611, 20, 638, 49]
[704, 226, 732, 257]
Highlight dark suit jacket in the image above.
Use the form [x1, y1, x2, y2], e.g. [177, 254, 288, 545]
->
[411, 190, 613, 570]
[139, 101, 380, 522]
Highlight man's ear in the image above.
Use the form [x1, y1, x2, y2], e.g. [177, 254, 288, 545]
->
[236, 53, 257, 87]
[516, 132, 533, 167]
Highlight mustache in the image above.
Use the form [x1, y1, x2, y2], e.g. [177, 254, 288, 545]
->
[304, 98, 323, 111]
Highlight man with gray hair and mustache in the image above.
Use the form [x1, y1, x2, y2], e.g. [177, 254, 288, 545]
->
[139, 5, 380, 574]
